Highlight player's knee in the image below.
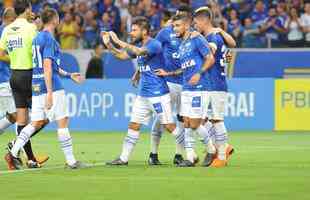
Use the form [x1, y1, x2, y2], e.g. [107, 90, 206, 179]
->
[183, 117, 190, 128]
[129, 122, 140, 131]
[189, 119, 202, 130]
[31, 120, 46, 129]
[6, 112, 17, 123]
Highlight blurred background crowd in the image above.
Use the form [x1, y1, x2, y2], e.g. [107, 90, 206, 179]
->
[1, 0, 310, 49]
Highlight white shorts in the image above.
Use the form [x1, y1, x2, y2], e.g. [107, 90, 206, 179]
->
[130, 94, 174, 125]
[203, 91, 227, 120]
[180, 91, 205, 119]
[167, 82, 182, 114]
[31, 90, 68, 122]
[0, 82, 16, 116]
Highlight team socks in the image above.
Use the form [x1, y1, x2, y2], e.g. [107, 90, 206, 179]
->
[57, 128, 76, 166]
[11, 124, 36, 159]
[120, 129, 139, 162]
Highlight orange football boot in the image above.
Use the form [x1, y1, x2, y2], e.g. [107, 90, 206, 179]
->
[210, 158, 227, 168]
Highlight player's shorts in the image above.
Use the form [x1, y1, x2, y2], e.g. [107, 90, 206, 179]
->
[31, 90, 68, 122]
[167, 81, 182, 114]
[0, 82, 16, 116]
[180, 91, 205, 119]
[10, 70, 32, 108]
[203, 91, 227, 120]
[130, 93, 174, 125]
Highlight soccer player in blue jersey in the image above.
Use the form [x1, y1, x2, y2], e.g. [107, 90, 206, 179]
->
[171, 13, 216, 167]
[193, 7, 235, 167]
[147, 5, 192, 166]
[5, 8, 87, 170]
[103, 17, 184, 166]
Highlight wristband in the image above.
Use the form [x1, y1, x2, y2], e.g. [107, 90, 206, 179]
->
[64, 71, 72, 78]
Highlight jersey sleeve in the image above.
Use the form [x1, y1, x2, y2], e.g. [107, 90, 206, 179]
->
[42, 36, 55, 60]
[195, 35, 210, 58]
[155, 28, 168, 44]
[145, 40, 162, 56]
[0, 28, 7, 50]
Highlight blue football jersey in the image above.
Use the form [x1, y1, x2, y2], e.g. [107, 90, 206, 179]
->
[155, 25, 182, 85]
[178, 34, 211, 91]
[32, 31, 63, 96]
[205, 33, 228, 92]
[0, 25, 10, 84]
[135, 38, 169, 97]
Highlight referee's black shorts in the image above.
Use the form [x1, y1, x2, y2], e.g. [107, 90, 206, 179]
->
[9, 70, 33, 108]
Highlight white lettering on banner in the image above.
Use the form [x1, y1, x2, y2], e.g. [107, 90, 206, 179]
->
[125, 93, 136, 117]
[102, 93, 113, 117]
[79, 93, 90, 116]
[225, 92, 255, 117]
[66, 91, 255, 119]
[67, 92, 114, 117]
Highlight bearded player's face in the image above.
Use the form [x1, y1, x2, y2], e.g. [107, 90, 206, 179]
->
[130, 24, 143, 43]
[173, 19, 187, 38]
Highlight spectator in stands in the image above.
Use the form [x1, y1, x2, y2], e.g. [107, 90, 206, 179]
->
[277, 2, 289, 43]
[166, 0, 180, 13]
[82, 10, 98, 49]
[260, 7, 286, 47]
[210, 2, 228, 31]
[148, 2, 162, 35]
[31, 0, 42, 14]
[86, 44, 104, 79]
[76, 1, 88, 16]
[160, 9, 172, 28]
[285, 7, 304, 47]
[228, 9, 243, 47]
[237, 0, 254, 20]
[115, 0, 130, 39]
[252, 0, 268, 26]
[98, 11, 113, 33]
[242, 17, 265, 48]
[58, 12, 80, 49]
[96, 0, 121, 35]
[301, 2, 310, 47]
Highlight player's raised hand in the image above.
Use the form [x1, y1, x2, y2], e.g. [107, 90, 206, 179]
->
[70, 73, 83, 84]
[109, 31, 120, 44]
[155, 69, 169, 76]
[45, 92, 53, 110]
[101, 32, 111, 46]
[188, 73, 201, 85]
[225, 49, 233, 64]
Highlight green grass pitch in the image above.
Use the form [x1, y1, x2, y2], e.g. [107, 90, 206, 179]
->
[0, 131, 309, 200]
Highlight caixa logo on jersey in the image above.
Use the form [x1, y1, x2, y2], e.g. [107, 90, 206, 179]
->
[7, 37, 23, 52]
[181, 59, 196, 69]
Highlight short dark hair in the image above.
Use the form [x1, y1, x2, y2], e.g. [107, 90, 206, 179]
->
[177, 4, 192, 14]
[171, 13, 191, 22]
[132, 16, 150, 33]
[14, 0, 31, 16]
[40, 8, 58, 24]
[194, 6, 212, 19]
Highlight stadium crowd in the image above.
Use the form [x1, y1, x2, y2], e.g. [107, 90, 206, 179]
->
[1, 0, 310, 48]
